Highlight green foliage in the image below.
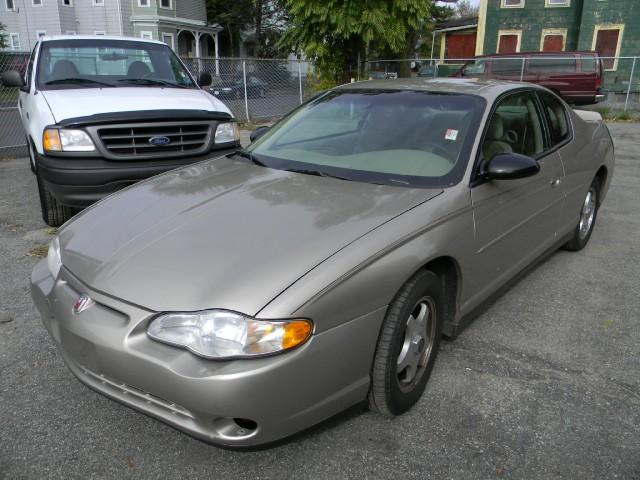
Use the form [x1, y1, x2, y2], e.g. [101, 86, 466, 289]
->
[0, 23, 7, 50]
[207, 0, 255, 56]
[279, 0, 432, 81]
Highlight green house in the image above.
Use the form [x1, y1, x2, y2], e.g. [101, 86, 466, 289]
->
[476, 0, 640, 92]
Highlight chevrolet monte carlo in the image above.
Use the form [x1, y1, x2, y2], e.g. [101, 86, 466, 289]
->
[31, 79, 614, 447]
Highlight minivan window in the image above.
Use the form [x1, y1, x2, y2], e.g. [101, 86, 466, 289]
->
[579, 54, 597, 74]
[539, 92, 570, 146]
[528, 57, 577, 73]
[36, 39, 195, 89]
[491, 58, 524, 74]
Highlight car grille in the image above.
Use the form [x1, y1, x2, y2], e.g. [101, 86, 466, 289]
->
[92, 121, 214, 160]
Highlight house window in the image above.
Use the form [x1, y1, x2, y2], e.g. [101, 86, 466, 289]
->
[540, 29, 567, 52]
[497, 30, 522, 54]
[63, 0, 73, 5]
[501, 0, 524, 7]
[545, 0, 569, 6]
[6, 0, 15, 10]
[93, 0, 104, 5]
[32, 0, 42, 6]
[161, 33, 174, 49]
[592, 24, 624, 70]
[36, 31, 47, 38]
[9, 33, 20, 50]
[138, 0, 149, 6]
[140, 31, 153, 40]
[160, 0, 171, 8]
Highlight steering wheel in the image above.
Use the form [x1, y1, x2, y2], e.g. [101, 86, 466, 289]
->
[421, 142, 452, 161]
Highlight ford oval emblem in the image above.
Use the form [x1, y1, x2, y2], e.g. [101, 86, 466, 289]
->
[149, 136, 171, 146]
[73, 294, 94, 315]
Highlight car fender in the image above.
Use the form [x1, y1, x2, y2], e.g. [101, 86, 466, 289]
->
[257, 186, 476, 334]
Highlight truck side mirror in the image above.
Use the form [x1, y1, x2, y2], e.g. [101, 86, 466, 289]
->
[198, 72, 212, 87]
[1, 71, 25, 88]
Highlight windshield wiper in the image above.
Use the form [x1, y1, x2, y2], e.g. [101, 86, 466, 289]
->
[233, 149, 268, 167]
[285, 168, 352, 181]
[45, 78, 115, 87]
[115, 78, 188, 88]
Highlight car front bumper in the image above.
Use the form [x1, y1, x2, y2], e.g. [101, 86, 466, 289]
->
[30, 260, 385, 447]
[35, 148, 238, 209]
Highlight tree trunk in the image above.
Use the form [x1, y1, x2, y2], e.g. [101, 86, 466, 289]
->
[255, 0, 263, 57]
[227, 27, 235, 58]
[398, 29, 418, 78]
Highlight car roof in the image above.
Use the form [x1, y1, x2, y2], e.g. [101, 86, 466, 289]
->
[40, 34, 166, 46]
[334, 78, 543, 99]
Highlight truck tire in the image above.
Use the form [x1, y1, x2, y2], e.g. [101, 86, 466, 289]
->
[36, 173, 75, 227]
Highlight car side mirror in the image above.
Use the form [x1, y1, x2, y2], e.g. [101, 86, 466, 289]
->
[485, 153, 540, 180]
[198, 72, 212, 87]
[250, 126, 270, 143]
[1, 70, 25, 88]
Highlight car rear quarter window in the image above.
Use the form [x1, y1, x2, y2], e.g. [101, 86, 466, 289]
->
[539, 92, 571, 146]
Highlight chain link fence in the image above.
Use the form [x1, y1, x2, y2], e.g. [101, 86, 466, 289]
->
[0, 53, 316, 156]
[367, 55, 640, 112]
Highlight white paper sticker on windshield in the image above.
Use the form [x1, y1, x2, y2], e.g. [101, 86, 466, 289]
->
[445, 129, 458, 141]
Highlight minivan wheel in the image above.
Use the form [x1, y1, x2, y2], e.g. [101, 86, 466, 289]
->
[368, 269, 443, 416]
[563, 177, 601, 252]
[36, 173, 75, 227]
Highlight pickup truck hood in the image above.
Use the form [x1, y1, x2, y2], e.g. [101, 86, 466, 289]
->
[58, 157, 442, 315]
[41, 87, 231, 123]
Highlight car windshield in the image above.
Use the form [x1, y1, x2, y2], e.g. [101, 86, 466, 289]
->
[37, 39, 195, 89]
[246, 89, 485, 187]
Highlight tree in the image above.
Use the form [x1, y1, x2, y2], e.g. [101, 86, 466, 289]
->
[0, 23, 7, 50]
[207, 0, 255, 57]
[454, 0, 479, 19]
[279, 0, 432, 82]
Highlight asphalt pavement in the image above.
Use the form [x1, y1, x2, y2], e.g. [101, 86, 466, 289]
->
[0, 124, 638, 479]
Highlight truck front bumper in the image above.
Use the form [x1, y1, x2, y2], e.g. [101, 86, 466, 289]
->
[35, 148, 237, 209]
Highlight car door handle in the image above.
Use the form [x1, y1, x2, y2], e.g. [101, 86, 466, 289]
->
[551, 178, 562, 188]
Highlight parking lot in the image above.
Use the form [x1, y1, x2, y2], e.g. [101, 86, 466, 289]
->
[0, 124, 638, 479]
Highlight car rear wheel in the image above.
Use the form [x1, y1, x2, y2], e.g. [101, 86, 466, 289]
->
[368, 269, 444, 416]
[563, 177, 600, 252]
[36, 173, 75, 227]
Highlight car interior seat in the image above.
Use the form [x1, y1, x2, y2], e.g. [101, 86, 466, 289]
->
[482, 114, 513, 160]
[127, 61, 151, 77]
[50, 60, 80, 80]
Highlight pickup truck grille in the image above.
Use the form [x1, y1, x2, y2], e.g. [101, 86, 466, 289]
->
[92, 121, 214, 160]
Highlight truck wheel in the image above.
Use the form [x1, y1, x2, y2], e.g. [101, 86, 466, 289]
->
[36, 173, 75, 227]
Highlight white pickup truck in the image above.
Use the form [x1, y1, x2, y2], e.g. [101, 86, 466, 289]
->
[1, 35, 239, 226]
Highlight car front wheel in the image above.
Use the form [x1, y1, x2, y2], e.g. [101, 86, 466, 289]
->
[368, 269, 444, 416]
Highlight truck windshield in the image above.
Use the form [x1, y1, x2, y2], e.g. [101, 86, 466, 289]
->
[37, 39, 196, 89]
[245, 89, 485, 188]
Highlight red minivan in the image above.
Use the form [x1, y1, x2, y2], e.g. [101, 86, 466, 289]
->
[455, 51, 605, 105]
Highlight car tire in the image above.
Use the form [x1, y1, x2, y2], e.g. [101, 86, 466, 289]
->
[563, 177, 601, 252]
[368, 269, 444, 416]
[27, 138, 37, 174]
[36, 173, 75, 227]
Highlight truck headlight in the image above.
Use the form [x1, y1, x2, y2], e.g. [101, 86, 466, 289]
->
[147, 309, 312, 359]
[47, 236, 62, 278]
[44, 128, 95, 152]
[214, 122, 240, 144]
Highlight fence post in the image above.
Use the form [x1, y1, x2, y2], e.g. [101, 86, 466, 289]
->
[434, 62, 438, 78]
[520, 57, 525, 82]
[298, 61, 303, 104]
[624, 57, 637, 112]
[242, 60, 250, 122]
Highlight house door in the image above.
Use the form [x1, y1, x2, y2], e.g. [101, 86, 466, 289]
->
[542, 35, 564, 52]
[498, 35, 519, 54]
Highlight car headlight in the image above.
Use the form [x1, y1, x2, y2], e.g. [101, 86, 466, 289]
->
[44, 128, 95, 152]
[47, 236, 62, 278]
[147, 309, 313, 359]
[214, 122, 240, 144]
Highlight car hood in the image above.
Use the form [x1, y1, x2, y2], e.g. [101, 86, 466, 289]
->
[41, 87, 231, 123]
[58, 157, 442, 315]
